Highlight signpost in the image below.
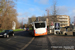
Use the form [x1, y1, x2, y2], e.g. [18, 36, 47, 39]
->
[54, 22, 60, 34]
[49, 21, 54, 33]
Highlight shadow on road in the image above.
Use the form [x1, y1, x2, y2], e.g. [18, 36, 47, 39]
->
[34, 35, 47, 38]
[14, 31, 33, 37]
[0, 31, 55, 38]
[14, 31, 51, 38]
[0, 31, 32, 38]
[0, 36, 3, 38]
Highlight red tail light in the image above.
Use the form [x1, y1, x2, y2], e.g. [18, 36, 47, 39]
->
[34, 30, 35, 36]
[46, 29, 47, 32]
[34, 30, 35, 34]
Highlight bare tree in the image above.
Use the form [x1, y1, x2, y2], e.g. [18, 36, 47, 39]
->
[31, 15, 36, 22]
[48, 0, 58, 25]
[52, 0, 58, 22]
[52, 0, 57, 16]
[0, 0, 19, 30]
[25, 24, 27, 28]
[46, 0, 58, 28]
[29, 24, 32, 28]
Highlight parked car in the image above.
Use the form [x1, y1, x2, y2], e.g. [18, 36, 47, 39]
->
[63, 31, 73, 36]
[24, 28, 26, 31]
[0, 30, 14, 38]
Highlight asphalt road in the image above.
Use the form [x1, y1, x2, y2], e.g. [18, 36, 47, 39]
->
[0, 31, 75, 50]
[0, 31, 33, 50]
[0, 31, 52, 50]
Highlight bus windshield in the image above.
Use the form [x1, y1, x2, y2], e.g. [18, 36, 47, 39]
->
[35, 23, 45, 28]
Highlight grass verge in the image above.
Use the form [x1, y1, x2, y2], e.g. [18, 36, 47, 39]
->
[13, 29, 24, 32]
[29, 28, 32, 30]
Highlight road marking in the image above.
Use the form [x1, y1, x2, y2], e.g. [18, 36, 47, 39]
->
[20, 37, 35, 50]
[6, 38, 11, 41]
[47, 36, 52, 43]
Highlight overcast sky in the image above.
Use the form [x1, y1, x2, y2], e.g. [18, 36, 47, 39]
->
[16, 0, 75, 24]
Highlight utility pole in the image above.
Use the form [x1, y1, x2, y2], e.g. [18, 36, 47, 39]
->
[22, 18, 24, 28]
[46, 9, 49, 30]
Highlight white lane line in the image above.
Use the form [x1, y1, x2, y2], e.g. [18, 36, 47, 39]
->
[6, 38, 11, 41]
[47, 36, 53, 45]
[20, 37, 35, 50]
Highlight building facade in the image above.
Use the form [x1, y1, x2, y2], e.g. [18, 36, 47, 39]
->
[46, 15, 70, 27]
[57, 15, 70, 27]
[28, 15, 70, 27]
[28, 16, 46, 24]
